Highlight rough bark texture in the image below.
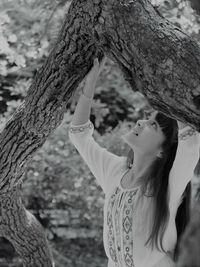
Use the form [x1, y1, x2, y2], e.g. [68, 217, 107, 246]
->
[96, 0, 200, 129]
[0, 184, 54, 267]
[0, 0, 200, 266]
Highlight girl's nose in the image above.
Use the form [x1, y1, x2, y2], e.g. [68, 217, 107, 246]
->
[137, 120, 143, 127]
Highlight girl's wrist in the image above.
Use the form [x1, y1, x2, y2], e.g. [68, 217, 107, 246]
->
[85, 76, 98, 84]
[81, 87, 94, 100]
[81, 93, 93, 100]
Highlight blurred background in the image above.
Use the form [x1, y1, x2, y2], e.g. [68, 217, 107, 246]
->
[0, 0, 200, 266]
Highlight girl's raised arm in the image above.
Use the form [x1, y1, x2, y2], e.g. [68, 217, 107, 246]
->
[71, 57, 106, 126]
[168, 121, 200, 211]
[68, 57, 123, 194]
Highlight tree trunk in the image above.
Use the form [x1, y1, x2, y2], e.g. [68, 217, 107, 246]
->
[0, 0, 200, 266]
[0, 184, 54, 267]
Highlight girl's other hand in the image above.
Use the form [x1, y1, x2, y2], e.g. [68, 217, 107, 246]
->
[98, 56, 107, 74]
[177, 120, 189, 130]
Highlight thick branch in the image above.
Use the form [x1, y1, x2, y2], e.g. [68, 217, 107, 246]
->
[94, 0, 200, 130]
[0, 185, 54, 266]
[0, 1, 104, 193]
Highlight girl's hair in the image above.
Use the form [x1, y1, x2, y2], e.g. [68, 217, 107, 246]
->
[126, 111, 191, 262]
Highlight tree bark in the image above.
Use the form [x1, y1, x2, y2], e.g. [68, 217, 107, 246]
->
[0, 0, 200, 266]
[0, 184, 54, 266]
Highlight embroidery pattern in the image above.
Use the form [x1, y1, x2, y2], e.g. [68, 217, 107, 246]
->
[178, 128, 197, 140]
[107, 187, 138, 267]
[115, 192, 124, 266]
[122, 191, 137, 267]
[107, 188, 120, 264]
[69, 122, 93, 133]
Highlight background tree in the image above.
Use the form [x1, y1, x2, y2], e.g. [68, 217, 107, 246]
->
[0, 0, 200, 266]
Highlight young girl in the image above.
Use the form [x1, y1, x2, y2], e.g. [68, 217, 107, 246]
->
[68, 57, 200, 267]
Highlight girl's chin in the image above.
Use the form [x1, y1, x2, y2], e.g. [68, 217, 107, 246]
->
[121, 137, 135, 148]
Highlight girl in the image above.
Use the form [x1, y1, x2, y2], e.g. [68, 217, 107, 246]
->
[68, 57, 200, 267]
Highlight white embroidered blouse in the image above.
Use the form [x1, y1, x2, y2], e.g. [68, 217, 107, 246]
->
[68, 120, 200, 267]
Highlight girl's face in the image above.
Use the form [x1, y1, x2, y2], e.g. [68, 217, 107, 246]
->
[121, 111, 166, 156]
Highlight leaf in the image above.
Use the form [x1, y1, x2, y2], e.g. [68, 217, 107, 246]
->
[15, 54, 26, 67]
[0, 35, 12, 54]
[8, 34, 17, 43]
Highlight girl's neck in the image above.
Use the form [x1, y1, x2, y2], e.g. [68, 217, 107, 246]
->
[129, 153, 154, 183]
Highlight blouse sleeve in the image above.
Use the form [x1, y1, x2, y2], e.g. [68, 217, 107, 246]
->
[68, 120, 123, 193]
[168, 125, 200, 209]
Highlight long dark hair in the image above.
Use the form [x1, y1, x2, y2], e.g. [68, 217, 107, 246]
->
[126, 111, 191, 262]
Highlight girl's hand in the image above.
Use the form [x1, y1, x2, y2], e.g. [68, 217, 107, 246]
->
[85, 56, 107, 86]
[177, 120, 189, 130]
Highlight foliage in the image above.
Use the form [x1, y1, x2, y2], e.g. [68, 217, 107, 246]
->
[152, 0, 200, 38]
[0, 0, 71, 123]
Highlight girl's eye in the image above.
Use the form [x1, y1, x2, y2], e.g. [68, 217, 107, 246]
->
[144, 110, 151, 119]
[144, 113, 149, 119]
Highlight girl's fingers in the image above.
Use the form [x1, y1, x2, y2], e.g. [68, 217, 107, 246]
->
[93, 58, 99, 66]
[101, 56, 107, 63]
[93, 56, 106, 69]
[100, 56, 106, 66]
[87, 56, 106, 79]
[85, 58, 99, 81]
[99, 56, 106, 71]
